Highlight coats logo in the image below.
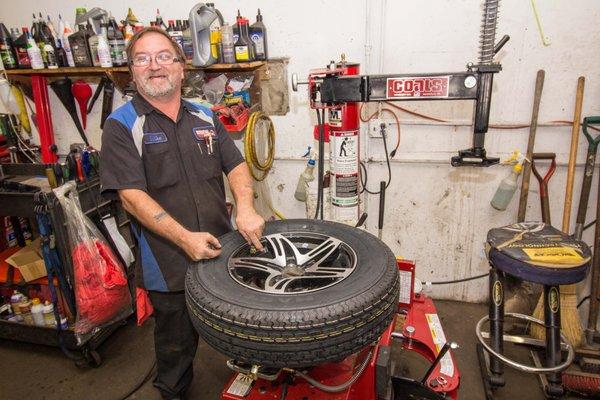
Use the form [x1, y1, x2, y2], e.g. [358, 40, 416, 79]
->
[193, 127, 216, 142]
[549, 287, 560, 314]
[493, 281, 503, 306]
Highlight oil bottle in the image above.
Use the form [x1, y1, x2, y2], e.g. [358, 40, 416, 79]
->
[189, 2, 220, 67]
[234, 18, 254, 62]
[250, 9, 268, 61]
[182, 20, 193, 61]
[205, 3, 223, 62]
[107, 15, 126, 66]
[0, 23, 18, 69]
[13, 28, 31, 69]
[68, 24, 93, 67]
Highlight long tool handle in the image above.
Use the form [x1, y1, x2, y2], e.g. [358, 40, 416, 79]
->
[378, 181, 386, 240]
[518, 70, 545, 222]
[574, 147, 597, 239]
[531, 153, 556, 224]
[562, 77, 585, 233]
[587, 167, 600, 342]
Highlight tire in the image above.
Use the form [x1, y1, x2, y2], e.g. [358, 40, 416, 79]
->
[185, 219, 399, 368]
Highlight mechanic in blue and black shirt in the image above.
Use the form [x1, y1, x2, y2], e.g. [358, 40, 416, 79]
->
[100, 27, 265, 400]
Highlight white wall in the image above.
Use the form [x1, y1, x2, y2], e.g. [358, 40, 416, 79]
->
[2, 0, 600, 302]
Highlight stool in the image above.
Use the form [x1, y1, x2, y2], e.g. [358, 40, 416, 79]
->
[475, 222, 591, 398]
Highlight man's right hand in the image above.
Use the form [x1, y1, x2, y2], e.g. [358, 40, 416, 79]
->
[180, 231, 222, 261]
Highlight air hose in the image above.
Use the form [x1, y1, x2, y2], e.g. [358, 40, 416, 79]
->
[244, 111, 275, 182]
[243, 111, 284, 219]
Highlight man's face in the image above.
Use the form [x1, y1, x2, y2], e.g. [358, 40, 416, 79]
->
[130, 33, 184, 99]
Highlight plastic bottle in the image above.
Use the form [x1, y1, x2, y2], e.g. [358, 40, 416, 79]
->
[10, 290, 24, 314]
[491, 163, 522, 211]
[46, 15, 59, 48]
[19, 297, 33, 324]
[189, 3, 220, 67]
[31, 298, 45, 326]
[106, 15, 126, 66]
[232, 10, 242, 43]
[74, 8, 87, 28]
[234, 19, 254, 62]
[61, 17, 75, 67]
[250, 9, 268, 61]
[69, 24, 93, 67]
[26, 30, 44, 69]
[182, 19, 193, 61]
[220, 23, 235, 64]
[96, 28, 112, 68]
[87, 23, 100, 67]
[44, 39, 58, 69]
[167, 20, 184, 50]
[42, 301, 55, 326]
[155, 9, 167, 30]
[294, 158, 316, 202]
[13, 28, 31, 69]
[205, 3, 223, 61]
[123, 24, 134, 47]
[55, 39, 68, 67]
[0, 22, 18, 69]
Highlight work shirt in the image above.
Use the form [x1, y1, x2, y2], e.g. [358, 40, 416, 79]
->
[100, 94, 244, 292]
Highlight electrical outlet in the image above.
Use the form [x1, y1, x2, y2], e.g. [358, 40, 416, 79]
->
[368, 119, 395, 138]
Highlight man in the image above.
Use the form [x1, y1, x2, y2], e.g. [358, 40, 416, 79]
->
[100, 27, 265, 400]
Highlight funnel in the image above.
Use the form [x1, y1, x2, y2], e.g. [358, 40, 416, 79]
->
[50, 78, 89, 146]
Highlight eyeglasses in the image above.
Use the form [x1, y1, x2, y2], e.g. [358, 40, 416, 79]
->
[130, 52, 182, 67]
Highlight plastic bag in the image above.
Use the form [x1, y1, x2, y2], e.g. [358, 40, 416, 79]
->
[54, 182, 132, 344]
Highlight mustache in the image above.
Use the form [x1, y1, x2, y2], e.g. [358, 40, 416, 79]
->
[145, 72, 168, 78]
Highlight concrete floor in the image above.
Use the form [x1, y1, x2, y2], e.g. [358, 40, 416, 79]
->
[0, 300, 587, 400]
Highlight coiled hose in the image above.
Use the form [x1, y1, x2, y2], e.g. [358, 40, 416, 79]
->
[244, 111, 275, 182]
[243, 111, 284, 219]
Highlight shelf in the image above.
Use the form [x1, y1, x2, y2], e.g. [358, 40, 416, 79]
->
[4, 61, 266, 76]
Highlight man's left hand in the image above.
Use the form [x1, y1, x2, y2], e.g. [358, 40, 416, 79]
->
[236, 209, 265, 251]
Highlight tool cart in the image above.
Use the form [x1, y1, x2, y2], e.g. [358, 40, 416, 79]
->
[0, 162, 135, 367]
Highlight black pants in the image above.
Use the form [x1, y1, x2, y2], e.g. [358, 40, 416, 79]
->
[148, 290, 199, 400]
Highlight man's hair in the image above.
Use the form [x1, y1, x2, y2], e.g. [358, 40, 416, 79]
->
[125, 26, 186, 70]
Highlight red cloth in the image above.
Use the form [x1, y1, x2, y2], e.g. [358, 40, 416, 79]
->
[136, 287, 154, 326]
[72, 239, 130, 334]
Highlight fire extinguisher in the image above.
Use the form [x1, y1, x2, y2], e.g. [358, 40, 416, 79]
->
[328, 59, 360, 225]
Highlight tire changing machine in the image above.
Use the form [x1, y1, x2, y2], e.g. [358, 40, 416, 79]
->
[221, 260, 460, 400]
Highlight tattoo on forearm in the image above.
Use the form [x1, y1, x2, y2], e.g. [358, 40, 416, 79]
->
[154, 211, 168, 222]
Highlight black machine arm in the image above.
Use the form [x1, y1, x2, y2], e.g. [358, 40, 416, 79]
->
[311, 54, 505, 167]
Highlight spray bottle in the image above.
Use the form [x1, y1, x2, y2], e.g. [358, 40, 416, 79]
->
[490, 151, 527, 211]
[294, 156, 317, 202]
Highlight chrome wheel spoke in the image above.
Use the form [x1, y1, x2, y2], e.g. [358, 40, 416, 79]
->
[228, 232, 357, 295]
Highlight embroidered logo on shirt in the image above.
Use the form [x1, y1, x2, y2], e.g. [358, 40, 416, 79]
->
[193, 127, 216, 142]
[143, 132, 168, 144]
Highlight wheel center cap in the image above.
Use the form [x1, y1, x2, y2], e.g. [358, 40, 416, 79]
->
[282, 264, 305, 277]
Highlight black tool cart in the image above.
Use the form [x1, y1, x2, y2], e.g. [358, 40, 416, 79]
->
[0, 162, 135, 368]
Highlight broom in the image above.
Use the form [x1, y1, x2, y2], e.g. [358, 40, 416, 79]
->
[531, 77, 586, 347]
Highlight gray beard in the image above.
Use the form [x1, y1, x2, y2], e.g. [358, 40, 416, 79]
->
[138, 76, 176, 98]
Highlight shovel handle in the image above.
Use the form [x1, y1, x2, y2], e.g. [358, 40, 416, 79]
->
[582, 116, 600, 148]
[531, 153, 556, 224]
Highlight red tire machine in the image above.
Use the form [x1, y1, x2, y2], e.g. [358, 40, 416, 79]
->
[221, 260, 460, 400]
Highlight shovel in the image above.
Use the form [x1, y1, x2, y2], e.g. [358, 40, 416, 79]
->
[50, 78, 89, 146]
[530, 152, 556, 224]
[72, 80, 92, 130]
[574, 117, 600, 240]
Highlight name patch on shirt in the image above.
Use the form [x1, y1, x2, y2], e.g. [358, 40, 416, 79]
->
[193, 127, 216, 142]
[143, 132, 168, 144]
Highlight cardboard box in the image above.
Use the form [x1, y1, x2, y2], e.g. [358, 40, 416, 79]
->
[5, 238, 47, 282]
